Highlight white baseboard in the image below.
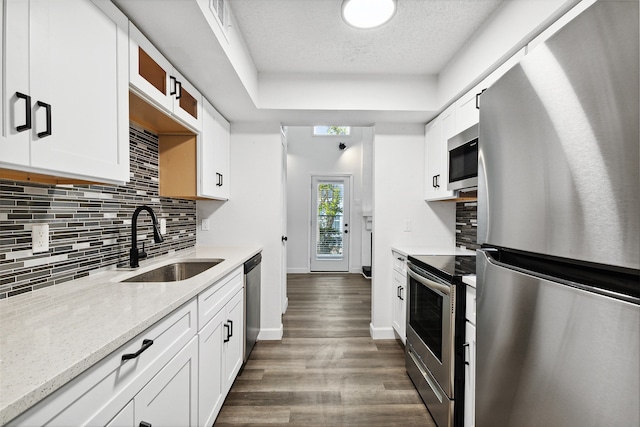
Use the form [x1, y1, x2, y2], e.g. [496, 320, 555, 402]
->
[369, 323, 396, 340]
[287, 267, 308, 274]
[282, 297, 288, 314]
[257, 324, 283, 341]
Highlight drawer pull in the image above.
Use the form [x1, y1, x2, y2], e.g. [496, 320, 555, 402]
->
[140, 422, 152, 427]
[121, 339, 154, 362]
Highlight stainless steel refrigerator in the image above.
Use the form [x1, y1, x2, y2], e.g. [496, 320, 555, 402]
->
[476, 0, 640, 426]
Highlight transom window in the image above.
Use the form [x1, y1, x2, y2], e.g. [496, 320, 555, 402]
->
[313, 126, 351, 136]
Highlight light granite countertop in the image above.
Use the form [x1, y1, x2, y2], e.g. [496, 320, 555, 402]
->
[0, 245, 261, 425]
[390, 245, 477, 257]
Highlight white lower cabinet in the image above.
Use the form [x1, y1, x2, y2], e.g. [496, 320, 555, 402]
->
[391, 251, 407, 344]
[464, 285, 477, 427]
[134, 337, 198, 427]
[198, 277, 244, 427]
[464, 322, 476, 427]
[8, 299, 198, 427]
[107, 337, 199, 427]
[9, 265, 248, 427]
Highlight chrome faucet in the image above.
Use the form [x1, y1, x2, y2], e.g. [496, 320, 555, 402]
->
[130, 205, 164, 268]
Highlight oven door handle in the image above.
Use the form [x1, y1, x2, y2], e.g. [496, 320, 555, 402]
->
[407, 268, 451, 296]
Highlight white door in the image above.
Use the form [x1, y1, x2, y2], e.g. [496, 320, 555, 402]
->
[281, 129, 288, 313]
[29, 0, 128, 181]
[134, 337, 198, 427]
[198, 309, 225, 427]
[310, 175, 350, 272]
[223, 290, 244, 392]
[1, 0, 31, 166]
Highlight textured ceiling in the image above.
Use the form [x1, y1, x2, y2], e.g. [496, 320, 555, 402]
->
[229, 0, 504, 75]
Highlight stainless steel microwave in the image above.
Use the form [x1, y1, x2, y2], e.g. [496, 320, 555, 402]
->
[447, 123, 478, 191]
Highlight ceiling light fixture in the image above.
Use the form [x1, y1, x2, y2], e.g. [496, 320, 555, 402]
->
[342, 0, 396, 29]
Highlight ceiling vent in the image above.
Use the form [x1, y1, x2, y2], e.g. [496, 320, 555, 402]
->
[210, 0, 229, 33]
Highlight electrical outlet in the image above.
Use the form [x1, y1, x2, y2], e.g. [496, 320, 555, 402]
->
[160, 218, 167, 235]
[403, 218, 411, 232]
[201, 218, 209, 231]
[32, 223, 49, 253]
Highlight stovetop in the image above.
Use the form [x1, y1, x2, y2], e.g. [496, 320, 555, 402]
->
[408, 254, 476, 282]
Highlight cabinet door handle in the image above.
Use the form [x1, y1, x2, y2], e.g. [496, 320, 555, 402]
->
[36, 101, 51, 138]
[435, 174, 440, 188]
[475, 88, 487, 109]
[121, 339, 154, 362]
[15, 92, 31, 132]
[175, 80, 182, 100]
[140, 422, 152, 427]
[170, 76, 177, 96]
[224, 323, 230, 342]
[399, 287, 404, 301]
[463, 342, 470, 365]
[432, 175, 437, 188]
[228, 319, 233, 338]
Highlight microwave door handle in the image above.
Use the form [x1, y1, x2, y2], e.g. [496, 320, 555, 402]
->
[407, 268, 451, 296]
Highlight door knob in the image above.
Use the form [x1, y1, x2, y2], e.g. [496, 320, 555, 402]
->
[282, 236, 288, 242]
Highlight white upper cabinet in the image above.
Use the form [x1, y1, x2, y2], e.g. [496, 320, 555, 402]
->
[200, 99, 230, 200]
[456, 48, 526, 133]
[129, 23, 202, 132]
[424, 105, 458, 201]
[0, 0, 129, 184]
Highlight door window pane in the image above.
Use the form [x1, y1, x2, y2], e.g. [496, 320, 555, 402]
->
[316, 182, 344, 258]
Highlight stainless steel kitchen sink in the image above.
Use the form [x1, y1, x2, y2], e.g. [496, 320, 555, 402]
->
[121, 259, 224, 282]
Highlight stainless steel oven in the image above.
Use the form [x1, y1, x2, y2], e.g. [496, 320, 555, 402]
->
[405, 255, 473, 427]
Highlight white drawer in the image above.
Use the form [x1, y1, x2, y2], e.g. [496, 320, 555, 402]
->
[10, 299, 197, 426]
[392, 251, 407, 276]
[466, 286, 476, 325]
[198, 267, 243, 330]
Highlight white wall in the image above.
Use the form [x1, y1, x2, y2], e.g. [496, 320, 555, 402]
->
[371, 124, 456, 339]
[197, 122, 284, 340]
[286, 126, 373, 274]
[259, 73, 438, 112]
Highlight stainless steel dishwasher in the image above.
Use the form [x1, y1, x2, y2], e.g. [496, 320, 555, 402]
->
[243, 253, 261, 363]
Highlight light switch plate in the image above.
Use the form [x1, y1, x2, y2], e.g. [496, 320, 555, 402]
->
[32, 223, 49, 253]
[403, 218, 411, 232]
[201, 218, 210, 231]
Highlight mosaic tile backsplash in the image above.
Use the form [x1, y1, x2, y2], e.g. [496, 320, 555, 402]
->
[0, 125, 196, 299]
[456, 201, 479, 251]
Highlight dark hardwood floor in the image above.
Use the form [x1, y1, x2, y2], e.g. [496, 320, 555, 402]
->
[214, 273, 435, 426]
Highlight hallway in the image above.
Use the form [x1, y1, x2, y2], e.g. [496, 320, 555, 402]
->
[214, 274, 435, 426]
